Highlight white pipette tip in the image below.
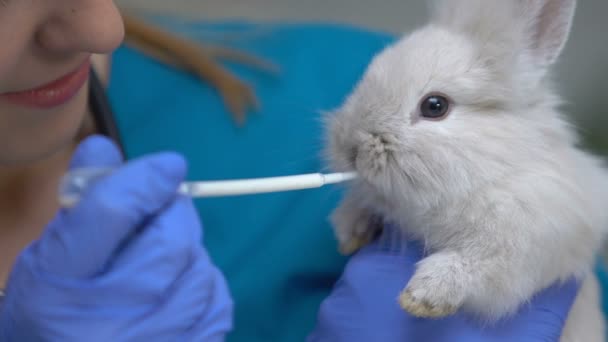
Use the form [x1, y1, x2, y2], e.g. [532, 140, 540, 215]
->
[179, 171, 358, 198]
[322, 172, 357, 185]
[58, 167, 357, 208]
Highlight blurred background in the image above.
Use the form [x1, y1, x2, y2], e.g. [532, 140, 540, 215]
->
[118, 0, 606, 152]
[117, 1, 608, 253]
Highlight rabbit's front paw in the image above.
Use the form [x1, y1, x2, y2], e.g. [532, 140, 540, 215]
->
[399, 252, 470, 318]
[399, 288, 457, 318]
[331, 204, 380, 255]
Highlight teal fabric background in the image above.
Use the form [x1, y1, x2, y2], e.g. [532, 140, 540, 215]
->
[108, 22, 393, 342]
[106, 21, 608, 341]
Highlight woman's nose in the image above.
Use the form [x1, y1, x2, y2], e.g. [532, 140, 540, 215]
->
[36, 0, 124, 55]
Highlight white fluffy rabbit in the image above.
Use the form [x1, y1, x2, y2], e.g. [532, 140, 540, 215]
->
[324, 0, 608, 340]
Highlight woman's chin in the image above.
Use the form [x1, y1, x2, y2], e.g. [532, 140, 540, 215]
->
[0, 134, 76, 167]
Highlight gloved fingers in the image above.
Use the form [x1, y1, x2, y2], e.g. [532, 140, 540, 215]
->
[185, 268, 233, 342]
[308, 260, 414, 342]
[528, 277, 580, 314]
[115, 249, 233, 341]
[482, 277, 581, 342]
[515, 277, 581, 342]
[68, 134, 124, 169]
[4, 220, 205, 319]
[168, 196, 203, 246]
[38, 149, 187, 278]
[162, 252, 233, 342]
[102, 196, 204, 299]
[356, 222, 426, 263]
[308, 223, 422, 342]
[32, 135, 122, 277]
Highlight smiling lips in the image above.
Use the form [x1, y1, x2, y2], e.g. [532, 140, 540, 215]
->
[0, 59, 91, 109]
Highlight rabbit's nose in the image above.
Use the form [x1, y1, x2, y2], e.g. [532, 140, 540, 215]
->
[354, 132, 396, 174]
[363, 134, 391, 157]
[354, 134, 391, 175]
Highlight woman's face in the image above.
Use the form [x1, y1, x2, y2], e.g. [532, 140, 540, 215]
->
[0, 0, 124, 165]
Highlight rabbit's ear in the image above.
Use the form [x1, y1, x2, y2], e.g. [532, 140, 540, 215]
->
[429, 0, 576, 68]
[518, 0, 577, 67]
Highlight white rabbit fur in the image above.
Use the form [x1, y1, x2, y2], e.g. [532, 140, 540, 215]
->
[324, 0, 608, 340]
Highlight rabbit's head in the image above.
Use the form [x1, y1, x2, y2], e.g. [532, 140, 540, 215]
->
[326, 0, 579, 208]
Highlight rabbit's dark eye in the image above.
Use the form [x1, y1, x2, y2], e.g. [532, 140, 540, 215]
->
[420, 95, 450, 119]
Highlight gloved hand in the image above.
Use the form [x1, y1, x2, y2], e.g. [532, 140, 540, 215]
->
[0, 135, 233, 341]
[308, 224, 580, 342]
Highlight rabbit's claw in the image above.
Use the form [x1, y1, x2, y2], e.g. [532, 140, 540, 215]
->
[338, 235, 372, 255]
[398, 251, 468, 318]
[331, 202, 381, 255]
[398, 288, 457, 318]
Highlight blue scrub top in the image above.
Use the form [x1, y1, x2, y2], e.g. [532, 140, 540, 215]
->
[106, 21, 608, 342]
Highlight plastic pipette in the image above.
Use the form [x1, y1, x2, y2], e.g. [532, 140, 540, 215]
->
[58, 167, 357, 208]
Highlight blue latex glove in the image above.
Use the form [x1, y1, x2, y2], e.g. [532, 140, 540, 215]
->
[308, 224, 580, 342]
[0, 135, 233, 341]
